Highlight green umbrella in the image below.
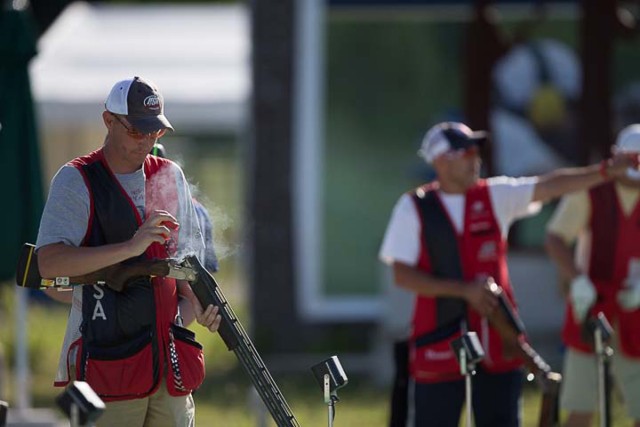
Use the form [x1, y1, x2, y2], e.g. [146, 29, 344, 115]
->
[0, 6, 43, 281]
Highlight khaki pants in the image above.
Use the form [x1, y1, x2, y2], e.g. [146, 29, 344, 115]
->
[96, 379, 195, 427]
[561, 347, 640, 420]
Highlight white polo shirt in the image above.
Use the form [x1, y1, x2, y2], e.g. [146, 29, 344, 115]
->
[379, 176, 541, 267]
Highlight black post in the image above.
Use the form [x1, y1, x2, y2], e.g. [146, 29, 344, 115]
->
[249, 0, 299, 352]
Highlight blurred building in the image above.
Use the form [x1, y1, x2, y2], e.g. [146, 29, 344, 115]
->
[491, 38, 581, 177]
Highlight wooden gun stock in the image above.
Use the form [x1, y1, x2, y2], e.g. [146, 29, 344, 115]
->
[16, 243, 170, 292]
[74, 259, 170, 292]
[184, 255, 300, 427]
[488, 284, 562, 427]
[537, 371, 562, 427]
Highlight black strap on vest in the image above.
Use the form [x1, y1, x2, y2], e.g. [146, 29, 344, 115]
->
[83, 161, 139, 245]
[414, 319, 461, 348]
[80, 160, 155, 346]
[413, 189, 467, 328]
[589, 183, 618, 282]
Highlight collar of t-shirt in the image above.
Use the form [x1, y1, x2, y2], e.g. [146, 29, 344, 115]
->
[115, 168, 146, 220]
[437, 191, 465, 234]
[616, 183, 640, 216]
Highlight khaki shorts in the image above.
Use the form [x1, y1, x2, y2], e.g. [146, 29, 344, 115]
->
[561, 347, 640, 420]
[96, 379, 195, 427]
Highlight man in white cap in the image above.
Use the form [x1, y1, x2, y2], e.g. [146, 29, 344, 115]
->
[545, 124, 640, 427]
[379, 121, 637, 427]
[36, 76, 221, 426]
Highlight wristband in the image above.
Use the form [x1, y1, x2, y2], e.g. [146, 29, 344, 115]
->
[599, 159, 610, 180]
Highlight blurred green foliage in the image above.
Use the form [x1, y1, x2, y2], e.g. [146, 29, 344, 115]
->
[324, 19, 466, 296]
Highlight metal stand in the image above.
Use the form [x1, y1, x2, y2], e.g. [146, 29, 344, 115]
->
[70, 403, 79, 427]
[594, 323, 613, 427]
[460, 347, 479, 427]
[55, 381, 104, 427]
[451, 331, 484, 427]
[311, 356, 348, 427]
[323, 374, 338, 427]
[584, 312, 614, 427]
[69, 401, 98, 427]
[0, 401, 7, 427]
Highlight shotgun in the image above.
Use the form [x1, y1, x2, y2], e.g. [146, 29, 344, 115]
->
[181, 255, 300, 427]
[15, 243, 178, 292]
[488, 283, 562, 427]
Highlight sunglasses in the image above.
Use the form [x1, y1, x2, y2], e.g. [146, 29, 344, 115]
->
[442, 145, 480, 160]
[112, 114, 163, 140]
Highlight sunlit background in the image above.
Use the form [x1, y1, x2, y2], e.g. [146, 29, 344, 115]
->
[2, 0, 640, 425]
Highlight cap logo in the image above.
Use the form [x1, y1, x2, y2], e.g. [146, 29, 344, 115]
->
[143, 95, 161, 110]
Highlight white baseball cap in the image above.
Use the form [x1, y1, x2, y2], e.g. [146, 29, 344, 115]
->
[615, 124, 640, 180]
[615, 124, 640, 152]
[418, 122, 488, 163]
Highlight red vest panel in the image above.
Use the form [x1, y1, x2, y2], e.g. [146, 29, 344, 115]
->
[409, 181, 523, 383]
[562, 182, 640, 357]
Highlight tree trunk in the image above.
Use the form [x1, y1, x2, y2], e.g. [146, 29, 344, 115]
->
[579, 0, 616, 162]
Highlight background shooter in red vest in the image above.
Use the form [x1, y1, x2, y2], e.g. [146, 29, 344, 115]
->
[35, 76, 222, 427]
[545, 125, 640, 427]
[378, 121, 639, 427]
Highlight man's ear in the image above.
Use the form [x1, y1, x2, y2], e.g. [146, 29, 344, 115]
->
[431, 156, 446, 173]
[102, 111, 114, 129]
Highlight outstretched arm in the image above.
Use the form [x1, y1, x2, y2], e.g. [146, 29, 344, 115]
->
[532, 152, 638, 203]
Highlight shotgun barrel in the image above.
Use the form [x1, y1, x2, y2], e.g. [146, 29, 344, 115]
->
[488, 284, 562, 427]
[183, 255, 300, 427]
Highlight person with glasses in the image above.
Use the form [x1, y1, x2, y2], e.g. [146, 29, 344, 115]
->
[35, 76, 221, 427]
[378, 121, 638, 427]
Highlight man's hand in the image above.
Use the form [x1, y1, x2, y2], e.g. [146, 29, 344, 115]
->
[197, 304, 222, 333]
[605, 151, 640, 178]
[617, 279, 640, 311]
[569, 274, 597, 321]
[463, 278, 499, 317]
[178, 281, 222, 333]
[127, 210, 180, 256]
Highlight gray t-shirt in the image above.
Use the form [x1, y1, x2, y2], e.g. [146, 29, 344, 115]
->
[36, 160, 205, 259]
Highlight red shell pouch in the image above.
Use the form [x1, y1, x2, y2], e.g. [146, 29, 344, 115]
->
[412, 329, 463, 383]
[166, 323, 206, 396]
[82, 328, 156, 400]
